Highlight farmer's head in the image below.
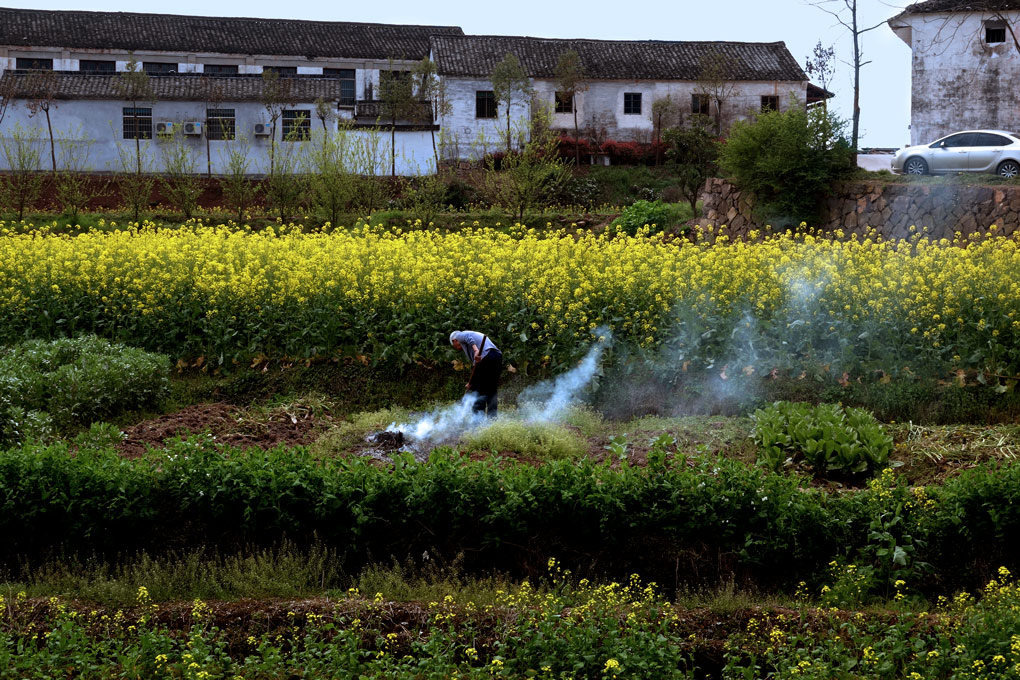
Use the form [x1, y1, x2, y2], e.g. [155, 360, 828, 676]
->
[449, 331, 461, 351]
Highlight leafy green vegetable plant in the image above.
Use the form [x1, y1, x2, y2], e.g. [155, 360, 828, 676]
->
[752, 401, 892, 476]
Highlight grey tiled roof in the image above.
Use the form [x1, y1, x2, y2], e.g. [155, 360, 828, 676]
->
[430, 35, 807, 81]
[901, 0, 1020, 11]
[0, 6, 462, 60]
[0, 73, 350, 102]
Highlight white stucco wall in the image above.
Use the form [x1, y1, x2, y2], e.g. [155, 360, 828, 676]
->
[531, 78, 806, 140]
[440, 75, 807, 153]
[0, 99, 435, 176]
[894, 10, 1020, 145]
[438, 77, 532, 159]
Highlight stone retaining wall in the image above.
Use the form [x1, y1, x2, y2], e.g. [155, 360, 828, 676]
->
[700, 178, 1020, 239]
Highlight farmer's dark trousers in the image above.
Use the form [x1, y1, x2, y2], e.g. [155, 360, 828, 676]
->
[469, 349, 502, 418]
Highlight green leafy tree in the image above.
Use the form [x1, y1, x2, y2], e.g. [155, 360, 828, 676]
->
[158, 130, 202, 220]
[663, 121, 719, 214]
[54, 127, 102, 222]
[219, 136, 261, 224]
[24, 70, 59, 173]
[491, 53, 531, 153]
[306, 120, 362, 227]
[260, 69, 294, 176]
[805, 40, 836, 111]
[379, 65, 417, 178]
[116, 55, 153, 177]
[115, 55, 155, 221]
[265, 118, 308, 223]
[694, 51, 738, 136]
[483, 110, 571, 221]
[554, 49, 587, 166]
[719, 105, 853, 227]
[413, 57, 450, 169]
[0, 124, 44, 221]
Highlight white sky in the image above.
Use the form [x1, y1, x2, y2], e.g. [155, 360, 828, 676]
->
[9, 0, 915, 148]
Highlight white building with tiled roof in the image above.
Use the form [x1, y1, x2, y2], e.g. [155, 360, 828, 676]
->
[889, 0, 1020, 144]
[0, 6, 819, 175]
[430, 34, 811, 159]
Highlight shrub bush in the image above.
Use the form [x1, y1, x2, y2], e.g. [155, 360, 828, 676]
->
[610, 199, 682, 235]
[0, 335, 170, 441]
[719, 106, 853, 227]
[752, 401, 892, 476]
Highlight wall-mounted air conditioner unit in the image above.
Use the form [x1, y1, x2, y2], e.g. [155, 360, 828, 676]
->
[253, 122, 271, 136]
[183, 121, 203, 136]
[155, 121, 174, 136]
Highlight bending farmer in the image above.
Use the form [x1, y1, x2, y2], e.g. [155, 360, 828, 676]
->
[449, 330, 502, 418]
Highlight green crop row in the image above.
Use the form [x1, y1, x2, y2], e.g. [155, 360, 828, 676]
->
[0, 336, 170, 445]
[1, 438, 1019, 596]
[4, 563, 1020, 679]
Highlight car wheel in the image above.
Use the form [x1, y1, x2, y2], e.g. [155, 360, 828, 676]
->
[904, 157, 928, 175]
[998, 160, 1020, 178]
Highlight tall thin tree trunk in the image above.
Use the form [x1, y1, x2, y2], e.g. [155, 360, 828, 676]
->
[44, 107, 55, 173]
[851, 0, 861, 167]
[573, 106, 580, 166]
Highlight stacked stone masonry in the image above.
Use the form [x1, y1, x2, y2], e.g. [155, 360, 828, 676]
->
[700, 177, 1020, 239]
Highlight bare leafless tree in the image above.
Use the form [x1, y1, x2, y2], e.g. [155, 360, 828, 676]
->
[0, 74, 15, 128]
[695, 51, 738, 136]
[808, 0, 888, 163]
[25, 70, 60, 173]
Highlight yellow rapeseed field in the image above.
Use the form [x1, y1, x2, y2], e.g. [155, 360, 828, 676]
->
[0, 221, 1017, 377]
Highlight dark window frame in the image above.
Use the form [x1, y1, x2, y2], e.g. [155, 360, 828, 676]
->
[143, 61, 178, 76]
[281, 109, 311, 141]
[554, 91, 573, 114]
[761, 95, 779, 112]
[122, 107, 153, 140]
[203, 64, 239, 76]
[206, 108, 236, 141]
[16, 57, 53, 71]
[476, 90, 497, 119]
[324, 68, 356, 106]
[986, 22, 1007, 44]
[78, 59, 115, 74]
[263, 66, 297, 76]
[691, 93, 710, 115]
[623, 92, 642, 115]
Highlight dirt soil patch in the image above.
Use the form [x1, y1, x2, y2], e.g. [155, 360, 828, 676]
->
[116, 402, 330, 458]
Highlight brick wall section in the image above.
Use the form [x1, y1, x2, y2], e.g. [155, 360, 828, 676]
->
[700, 178, 1020, 239]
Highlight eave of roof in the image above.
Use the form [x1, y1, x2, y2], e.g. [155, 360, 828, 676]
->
[901, 0, 1020, 13]
[430, 35, 807, 82]
[0, 6, 463, 61]
[0, 72, 351, 102]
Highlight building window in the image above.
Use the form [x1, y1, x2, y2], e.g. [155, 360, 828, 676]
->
[554, 91, 573, 114]
[16, 57, 53, 70]
[123, 107, 153, 140]
[986, 22, 1007, 44]
[691, 93, 710, 115]
[623, 92, 642, 115]
[143, 61, 177, 75]
[206, 109, 236, 140]
[79, 59, 115, 74]
[263, 66, 297, 76]
[476, 90, 497, 119]
[281, 109, 311, 140]
[324, 68, 356, 106]
[204, 64, 238, 76]
[761, 96, 779, 112]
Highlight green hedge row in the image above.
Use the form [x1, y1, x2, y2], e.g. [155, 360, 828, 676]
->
[1, 439, 1018, 594]
[0, 336, 170, 445]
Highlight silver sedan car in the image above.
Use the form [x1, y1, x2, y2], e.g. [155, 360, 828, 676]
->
[891, 129, 1020, 177]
